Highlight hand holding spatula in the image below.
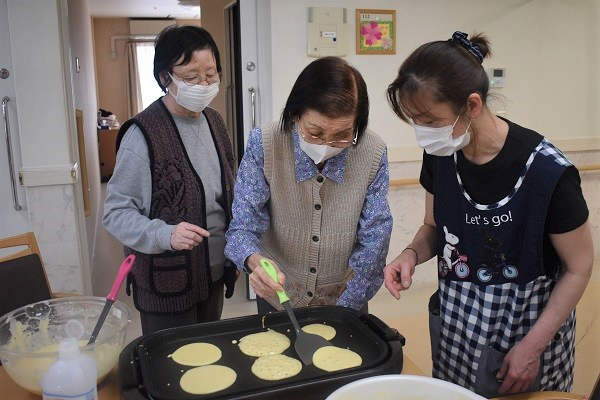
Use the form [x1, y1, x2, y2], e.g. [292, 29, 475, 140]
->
[259, 259, 331, 365]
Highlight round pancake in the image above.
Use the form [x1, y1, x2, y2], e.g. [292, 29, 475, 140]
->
[251, 354, 302, 380]
[313, 345, 362, 372]
[302, 323, 336, 340]
[170, 342, 222, 366]
[180, 365, 237, 394]
[238, 329, 290, 357]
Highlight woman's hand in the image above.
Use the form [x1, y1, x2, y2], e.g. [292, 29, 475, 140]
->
[246, 253, 286, 299]
[496, 341, 541, 394]
[383, 249, 417, 300]
[170, 222, 210, 250]
[384, 193, 436, 300]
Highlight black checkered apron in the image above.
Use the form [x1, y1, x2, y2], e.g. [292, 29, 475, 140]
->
[430, 137, 577, 396]
[432, 278, 576, 393]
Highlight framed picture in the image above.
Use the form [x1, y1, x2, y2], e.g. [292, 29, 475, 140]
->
[356, 9, 396, 55]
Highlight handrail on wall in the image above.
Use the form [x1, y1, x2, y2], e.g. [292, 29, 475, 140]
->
[578, 163, 600, 172]
[389, 178, 420, 187]
[2, 96, 22, 211]
[390, 163, 600, 187]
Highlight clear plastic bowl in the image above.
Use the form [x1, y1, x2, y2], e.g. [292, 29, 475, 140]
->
[325, 374, 486, 400]
[0, 296, 132, 394]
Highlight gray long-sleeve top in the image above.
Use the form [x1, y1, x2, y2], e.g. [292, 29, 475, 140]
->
[103, 112, 227, 281]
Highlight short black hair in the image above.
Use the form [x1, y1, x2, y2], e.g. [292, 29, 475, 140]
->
[280, 57, 369, 142]
[153, 25, 222, 93]
[387, 32, 491, 122]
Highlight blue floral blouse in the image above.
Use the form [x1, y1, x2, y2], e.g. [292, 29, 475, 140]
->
[225, 125, 392, 310]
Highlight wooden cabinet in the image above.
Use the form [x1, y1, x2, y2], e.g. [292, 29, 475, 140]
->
[98, 128, 119, 182]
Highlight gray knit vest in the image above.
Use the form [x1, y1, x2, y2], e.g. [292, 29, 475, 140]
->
[261, 122, 386, 309]
[116, 100, 235, 313]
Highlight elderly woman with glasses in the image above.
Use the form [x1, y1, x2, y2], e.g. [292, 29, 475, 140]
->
[103, 25, 238, 335]
[225, 56, 392, 314]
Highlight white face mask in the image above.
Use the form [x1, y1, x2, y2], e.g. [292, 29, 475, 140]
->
[168, 73, 219, 113]
[414, 114, 471, 156]
[298, 131, 344, 164]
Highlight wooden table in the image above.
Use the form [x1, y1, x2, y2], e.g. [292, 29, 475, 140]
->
[1, 354, 423, 399]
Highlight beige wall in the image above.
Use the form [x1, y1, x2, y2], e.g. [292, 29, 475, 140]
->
[93, 18, 130, 123]
[92, 18, 201, 123]
[269, 0, 600, 155]
[199, 0, 231, 117]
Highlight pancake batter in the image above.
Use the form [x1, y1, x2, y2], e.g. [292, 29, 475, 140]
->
[180, 365, 237, 394]
[169, 342, 222, 366]
[238, 329, 290, 357]
[313, 346, 362, 372]
[302, 323, 336, 340]
[4, 339, 119, 394]
[251, 354, 302, 380]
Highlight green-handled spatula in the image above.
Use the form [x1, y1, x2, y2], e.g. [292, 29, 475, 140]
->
[259, 259, 331, 365]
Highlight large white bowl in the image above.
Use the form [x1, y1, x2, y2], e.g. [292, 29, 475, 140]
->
[0, 296, 132, 394]
[326, 374, 486, 400]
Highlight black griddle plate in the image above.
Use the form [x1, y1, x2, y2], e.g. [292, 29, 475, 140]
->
[119, 306, 404, 400]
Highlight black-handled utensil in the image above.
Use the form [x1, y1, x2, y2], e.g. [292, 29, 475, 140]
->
[260, 259, 331, 365]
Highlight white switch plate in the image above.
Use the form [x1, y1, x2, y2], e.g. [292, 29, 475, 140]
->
[307, 7, 347, 57]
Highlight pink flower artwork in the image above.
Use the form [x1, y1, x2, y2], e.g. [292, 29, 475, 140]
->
[381, 36, 393, 50]
[361, 21, 383, 46]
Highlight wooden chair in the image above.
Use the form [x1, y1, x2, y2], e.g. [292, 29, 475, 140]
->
[0, 231, 71, 317]
[0, 231, 43, 263]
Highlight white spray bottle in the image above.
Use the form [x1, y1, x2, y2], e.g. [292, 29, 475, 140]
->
[40, 319, 98, 400]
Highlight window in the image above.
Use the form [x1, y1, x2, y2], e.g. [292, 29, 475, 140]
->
[135, 43, 164, 110]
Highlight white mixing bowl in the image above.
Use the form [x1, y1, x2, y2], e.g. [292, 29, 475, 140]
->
[326, 374, 486, 400]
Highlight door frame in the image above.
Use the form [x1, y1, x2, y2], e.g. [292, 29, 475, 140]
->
[238, 0, 273, 145]
[225, 0, 273, 299]
[224, 1, 245, 168]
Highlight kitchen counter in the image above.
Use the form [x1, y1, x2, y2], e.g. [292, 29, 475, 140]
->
[0, 354, 424, 399]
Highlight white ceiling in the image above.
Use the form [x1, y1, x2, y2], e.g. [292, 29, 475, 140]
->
[86, 0, 200, 19]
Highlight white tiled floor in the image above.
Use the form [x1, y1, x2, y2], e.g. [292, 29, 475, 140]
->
[92, 184, 599, 395]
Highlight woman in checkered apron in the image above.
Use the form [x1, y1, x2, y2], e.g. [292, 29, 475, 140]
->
[384, 32, 593, 398]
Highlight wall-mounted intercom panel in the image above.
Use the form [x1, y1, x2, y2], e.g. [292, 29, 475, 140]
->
[307, 7, 347, 57]
[487, 68, 506, 88]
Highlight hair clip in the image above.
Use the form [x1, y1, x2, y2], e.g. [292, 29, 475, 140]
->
[449, 31, 483, 63]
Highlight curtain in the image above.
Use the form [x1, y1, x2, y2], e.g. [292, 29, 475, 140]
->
[125, 42, 143, 118]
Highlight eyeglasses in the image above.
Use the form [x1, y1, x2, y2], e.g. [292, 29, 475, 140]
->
[299, 124, 358, 147]
[172, 72, 220, 86]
